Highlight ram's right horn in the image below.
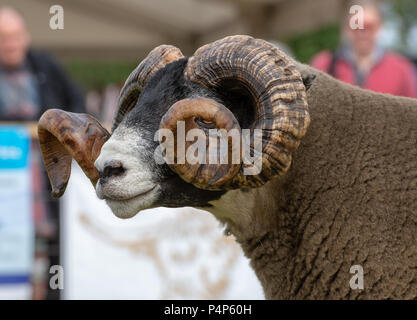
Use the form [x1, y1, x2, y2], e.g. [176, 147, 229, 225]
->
[184, 35, 310, 189]
[38, 109, 110, 198]
[160, 98, 242, 190]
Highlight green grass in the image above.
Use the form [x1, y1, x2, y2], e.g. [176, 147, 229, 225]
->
[63, 60, 137, 91]
[285, 24, 341, 63]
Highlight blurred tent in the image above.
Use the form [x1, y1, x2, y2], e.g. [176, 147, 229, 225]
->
[3, 0, 347, 59]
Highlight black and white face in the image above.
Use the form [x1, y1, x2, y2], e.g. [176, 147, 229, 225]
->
[94, 59, 225, 219]
[39, 37, 311, 223]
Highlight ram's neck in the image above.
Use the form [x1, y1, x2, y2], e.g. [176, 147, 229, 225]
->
[206, 179, 295, 299]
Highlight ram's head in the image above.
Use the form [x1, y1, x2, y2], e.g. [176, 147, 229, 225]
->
[38, 35, 310, 219]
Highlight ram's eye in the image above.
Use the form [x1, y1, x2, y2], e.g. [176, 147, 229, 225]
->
[194, 117, 216, 129]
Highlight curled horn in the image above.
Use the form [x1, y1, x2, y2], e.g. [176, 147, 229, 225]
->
[112, 45, 184, 132]
[160, 98, 241, 190]
[38, 109, 110, 198]
[174, 35, 310, 189]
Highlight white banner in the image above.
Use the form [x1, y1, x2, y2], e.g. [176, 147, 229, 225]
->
[62, 163, 264, 299]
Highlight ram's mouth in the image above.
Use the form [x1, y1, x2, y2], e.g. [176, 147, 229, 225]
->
[99, 184, 157, 202]
[103, 185, 160, 218]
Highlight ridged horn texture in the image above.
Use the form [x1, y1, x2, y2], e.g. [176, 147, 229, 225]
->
[112, 45, 184, 132]
[38, 109, 110, 198]
[160, 98, 241, 190]
[183, 35, 310, 189]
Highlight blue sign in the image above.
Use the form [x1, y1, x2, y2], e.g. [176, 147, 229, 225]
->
[0, 126, 34, 294]
[0, 127, 30, 169]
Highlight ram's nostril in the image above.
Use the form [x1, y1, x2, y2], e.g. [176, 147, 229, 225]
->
[100, 160, 125, 179]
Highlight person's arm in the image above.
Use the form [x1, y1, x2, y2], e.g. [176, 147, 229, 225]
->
[395, 56, 417, 99]
[310, 51, 332, 72]
[405, 67, 417, 99]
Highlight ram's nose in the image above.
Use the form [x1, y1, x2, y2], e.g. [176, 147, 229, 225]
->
[95, 157, 126, 200]
[95, 154, 126, 181]
[99, 160, 125, 179]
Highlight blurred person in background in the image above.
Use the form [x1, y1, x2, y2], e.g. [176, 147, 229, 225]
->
[0, 6, 85, 299]
[0, 7, 85, 120]
[311, 0, 417, 98]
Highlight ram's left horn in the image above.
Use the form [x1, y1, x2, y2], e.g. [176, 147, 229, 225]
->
[38, 109, 110, 198]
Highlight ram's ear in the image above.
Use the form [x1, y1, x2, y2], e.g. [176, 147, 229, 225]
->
[302, 74, 316, 91]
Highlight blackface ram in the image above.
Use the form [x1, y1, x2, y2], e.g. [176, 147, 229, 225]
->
[38, 36, 417, 299]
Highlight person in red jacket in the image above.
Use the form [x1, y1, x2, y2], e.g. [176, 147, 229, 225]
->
[311, 0, 417, 98]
